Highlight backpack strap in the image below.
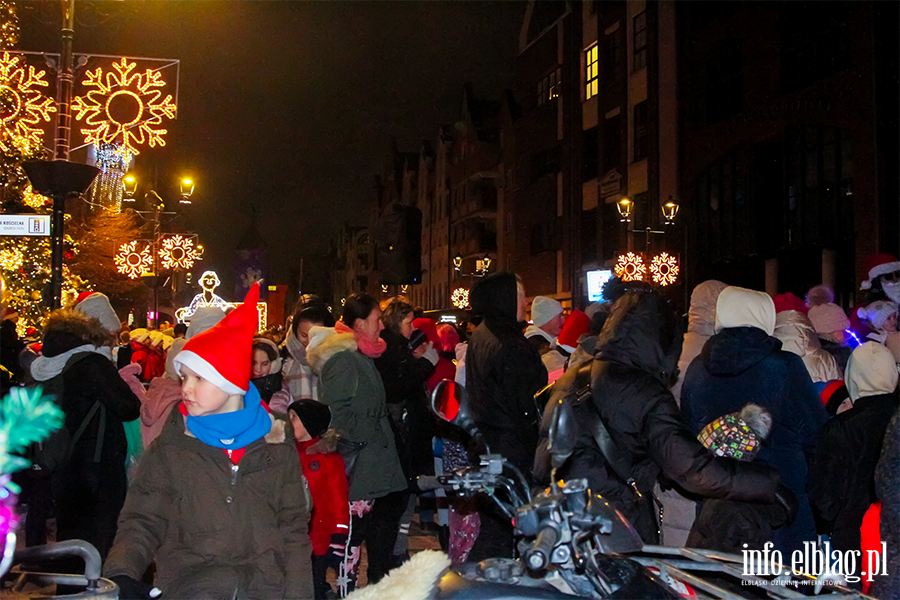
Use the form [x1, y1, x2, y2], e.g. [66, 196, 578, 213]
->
[71, 401, 106, 464]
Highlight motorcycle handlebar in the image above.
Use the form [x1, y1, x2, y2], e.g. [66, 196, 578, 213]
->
[524, 524, 560, 571]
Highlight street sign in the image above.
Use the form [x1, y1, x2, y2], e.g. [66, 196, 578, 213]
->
[0, 214, 51, 237]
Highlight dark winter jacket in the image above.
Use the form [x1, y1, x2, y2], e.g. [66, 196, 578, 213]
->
[681, 326, 828, 555]
[308, 328, 406, 501]
[809, 392, 897, 553]
[466, 272, 547, 479]
[374, 328, 436, 478]
[570, 292, 780, 543]
[104, 404, 313, 600]
[871, 410, 900, 600]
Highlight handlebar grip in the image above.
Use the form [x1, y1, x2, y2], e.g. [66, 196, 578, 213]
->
[524, 524, 560, 571]
[416, 475, 444, 491]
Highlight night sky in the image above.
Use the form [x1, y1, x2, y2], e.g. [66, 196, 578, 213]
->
[17, 0, 524, 289]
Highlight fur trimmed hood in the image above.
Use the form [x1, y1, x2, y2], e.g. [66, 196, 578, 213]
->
[305, 326, 357, 375]
[305, 428, 339, 454]
[42, 308, 112, 357]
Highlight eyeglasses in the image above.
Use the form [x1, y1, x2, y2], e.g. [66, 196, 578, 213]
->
[883, 271, 900, 283]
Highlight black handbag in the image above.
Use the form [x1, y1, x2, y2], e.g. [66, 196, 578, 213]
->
[334, 435, 367, 479]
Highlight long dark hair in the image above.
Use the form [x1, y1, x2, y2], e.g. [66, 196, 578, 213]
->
[291, 303, 335, 336]
[342, 293, 380, 329]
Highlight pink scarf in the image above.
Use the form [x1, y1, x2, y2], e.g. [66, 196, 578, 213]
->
[336, 320, 387, 358]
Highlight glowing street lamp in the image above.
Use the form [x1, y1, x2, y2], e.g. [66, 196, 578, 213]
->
[122, 174, 137, 201]
[180, 178, 194, 204]
[662, 196, 679, 225]
[617, 197, 633, 223]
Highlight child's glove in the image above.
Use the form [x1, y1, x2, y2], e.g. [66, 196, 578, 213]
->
[327, 533, 349, 569]
[110, 575, 161, 599]
[118, 363, 146, 400]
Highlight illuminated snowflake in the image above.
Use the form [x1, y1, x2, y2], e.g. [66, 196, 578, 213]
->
[158, 235, 197, 270]
[72, 57, 176, 155]
[115, 241, 152, 279]
[614, 252, 646, 282]
[451, 287, 470, 309]
[0, 52, 56, 151]
[650, 252, 679, 286]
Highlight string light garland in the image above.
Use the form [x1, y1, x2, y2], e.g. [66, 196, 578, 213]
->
[158, 234, 197, 270]
[0, 247, 21, 271]
[88, 142, 132, 214]
[0, 1, 20, 51]
[114, 241, 152, 279]
[649, 252, 679, 286]
[72, 57, 176, 155]
[451, 287, 470, 309]
[0, 52, 56, 151]
[614, 252, 646, 282]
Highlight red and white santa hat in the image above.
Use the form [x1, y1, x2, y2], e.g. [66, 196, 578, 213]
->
[861, 253, 900, 290]
[173, 283, 259, 395]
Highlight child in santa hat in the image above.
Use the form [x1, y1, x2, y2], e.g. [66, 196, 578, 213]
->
[287, 399, 349, 600]
[104, 284, 313, 600]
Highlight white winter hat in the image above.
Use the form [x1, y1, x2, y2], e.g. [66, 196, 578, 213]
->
[845, 341, 898, 400]
[531, 296, 563, 328]
[186, 307, 226, 340]
[857, 301, 898, 332]
[715, 286, 776, 336]
[808, 303, 850, 334]
[75, 292, 120, 334]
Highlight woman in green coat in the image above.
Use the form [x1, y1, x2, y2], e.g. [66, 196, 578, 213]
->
[307, 293, 406, 595]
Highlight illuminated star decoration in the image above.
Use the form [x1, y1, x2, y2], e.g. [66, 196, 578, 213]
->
[158, 235, 197, 270]
[614, 252, 646, 282]
[115, 241, 152, 279]
[72, 57, 176, 155]
[650, 252, 679, 286]
[0, 52, 56, 152]
[451, 287, 470, 309]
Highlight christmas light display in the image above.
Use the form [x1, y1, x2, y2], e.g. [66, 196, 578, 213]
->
[451, 287, 470, 309]
[88, 142, 132, 214]
[72, 57, 176, 155]
[21, 184, 48, 209]
[0, 1, 19, 51]
[114, 241, 152, 279]
[0, 247, 21, 271]
[649, 252, 679, 286]
[174, 270, 267, 331]
[158, 234, 197, 270]
[0, 52, 56, 151]
[614, 252, 646, 282]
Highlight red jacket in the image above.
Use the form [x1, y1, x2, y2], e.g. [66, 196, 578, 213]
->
[296, 435, 349, 555]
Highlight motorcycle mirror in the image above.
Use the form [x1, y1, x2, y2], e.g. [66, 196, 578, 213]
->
[548, 399, 577, 470]
[431, 380, 491, 454]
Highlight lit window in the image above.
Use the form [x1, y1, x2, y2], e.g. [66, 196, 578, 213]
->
[536, 68, 562, 107]
[585, 45, 599, 99]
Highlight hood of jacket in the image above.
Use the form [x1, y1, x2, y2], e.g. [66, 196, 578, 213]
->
[702, 326, 782, 376]
[41, 309, 111, 357]
[524, 324, 555, 344]
[715, 286, 776, 336]
[305, 326, 357, 375]
[845, 341, 899, 400]
[596, 291, 684, 386]
[142, 376, 183, 429]
[164, 337, 187, 380]
[470, 272, 519, 336]
[773, 310, 821, 358]
[687, 280, 728, 336]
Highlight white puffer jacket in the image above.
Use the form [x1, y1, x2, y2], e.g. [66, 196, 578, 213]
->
[774, 310, 842, 383]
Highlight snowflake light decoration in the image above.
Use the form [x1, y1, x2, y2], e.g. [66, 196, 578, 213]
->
[614, 252, 646, 282]
[451, 287, 470, 309]
[72, 57, 176, 155]
[650, 252, 679, 286]
[0, 52, 56, 150]
[115, 241, 152, 279]
[158, 235, 197, 270]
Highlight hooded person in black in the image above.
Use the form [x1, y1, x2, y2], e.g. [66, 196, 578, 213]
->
[465, 272, 547, 560]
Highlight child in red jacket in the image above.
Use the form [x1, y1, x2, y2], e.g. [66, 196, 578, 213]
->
[288, 399, 350, 600]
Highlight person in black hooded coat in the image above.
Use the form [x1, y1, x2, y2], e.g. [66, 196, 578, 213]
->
[544, 290, 787, 544]
[465, 272, 547, 560]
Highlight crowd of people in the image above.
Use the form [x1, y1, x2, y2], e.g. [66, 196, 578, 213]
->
[0, 252, 897, 599]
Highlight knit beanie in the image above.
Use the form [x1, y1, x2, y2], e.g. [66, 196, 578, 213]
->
[75, 292, 120, 333]
[173, 284, 260, 395]
[186, 307, 227, 340]
[557, 310, 590, 352]
[531, 296, 563, 328]
[857, 300, 898, 332]
[773, 292, 808, 315]
[715, 286, 777, 336]
[287, 399, 332, 439]
[808, 303, 851, 334]
[815, 380, 851, 417]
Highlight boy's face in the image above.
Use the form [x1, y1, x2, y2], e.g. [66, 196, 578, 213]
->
[288, 410, 313, 442]
[180, 365, 234, 417]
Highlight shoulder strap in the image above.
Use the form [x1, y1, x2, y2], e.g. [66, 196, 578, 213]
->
[71, 401, 106, 463]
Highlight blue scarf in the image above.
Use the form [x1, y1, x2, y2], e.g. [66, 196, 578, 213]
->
[185, 383, 272, 450]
